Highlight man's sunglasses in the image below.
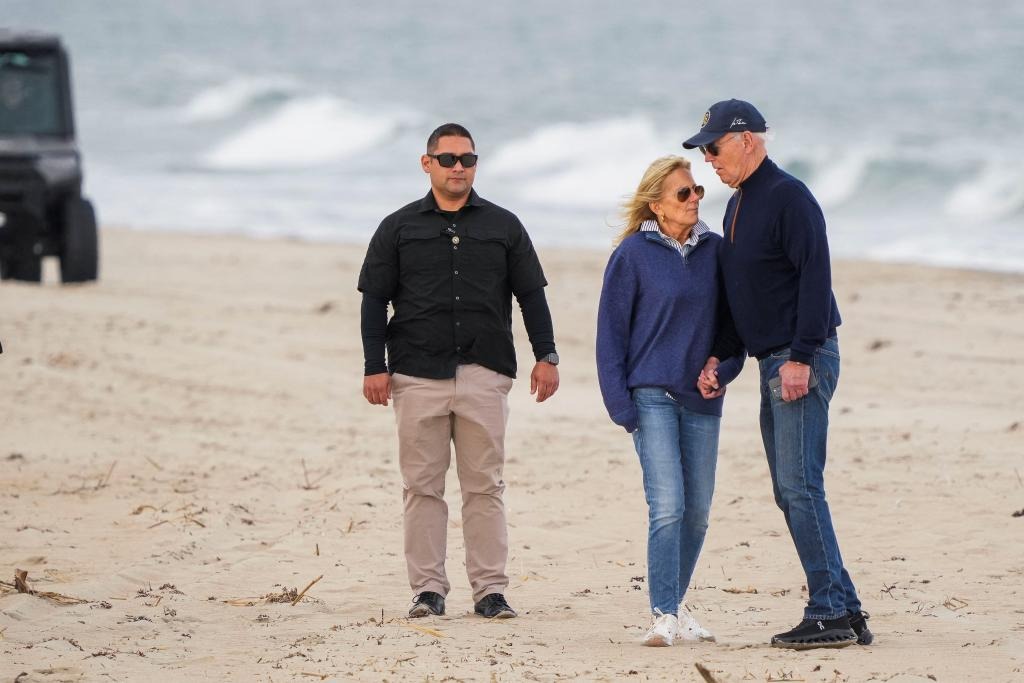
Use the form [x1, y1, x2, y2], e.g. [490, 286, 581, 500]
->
[677, 185, 705, 202]
[428, 153, 478, 168]
[698, 133, 740, 157]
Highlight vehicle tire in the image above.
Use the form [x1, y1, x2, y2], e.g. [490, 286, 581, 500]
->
[60, 196, 99, 283]
[0, 255, 42, 282]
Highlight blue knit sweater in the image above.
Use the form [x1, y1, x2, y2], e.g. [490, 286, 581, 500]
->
[596, 229, 744, 433]
[711, 158, 841, 365]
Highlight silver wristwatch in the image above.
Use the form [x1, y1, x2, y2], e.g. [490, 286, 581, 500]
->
[540, 352, 559, 366]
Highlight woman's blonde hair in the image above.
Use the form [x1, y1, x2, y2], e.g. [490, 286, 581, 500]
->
[614, 155, 692, 245]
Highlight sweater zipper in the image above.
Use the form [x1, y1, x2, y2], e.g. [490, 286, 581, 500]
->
[651, 231, 690, 264]
[729, 188, 743, 243]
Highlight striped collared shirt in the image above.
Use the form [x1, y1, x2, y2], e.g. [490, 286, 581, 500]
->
[640, 219, 709, 257]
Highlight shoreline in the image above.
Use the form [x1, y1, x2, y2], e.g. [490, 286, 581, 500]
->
[1, 226, 1022, 681]
[97, 224, 1024, 278]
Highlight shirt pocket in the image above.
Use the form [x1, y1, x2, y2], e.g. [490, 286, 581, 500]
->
[397, 226, 451, 274]
[461, 231, 508, 294]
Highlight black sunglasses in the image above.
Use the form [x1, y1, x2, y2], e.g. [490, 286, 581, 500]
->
[698, 133, 740, 157]
[428, 153, 478, 168]
[676, 185, 705, 202]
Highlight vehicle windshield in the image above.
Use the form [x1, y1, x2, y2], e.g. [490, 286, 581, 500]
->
[0, 50, 67, 136]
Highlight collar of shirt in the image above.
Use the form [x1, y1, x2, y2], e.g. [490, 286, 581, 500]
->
[640, 218, 709, 255]
[416, 188, 487, 214]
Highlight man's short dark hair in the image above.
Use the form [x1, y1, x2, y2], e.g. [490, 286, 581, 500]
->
[427, 123, 474, 153]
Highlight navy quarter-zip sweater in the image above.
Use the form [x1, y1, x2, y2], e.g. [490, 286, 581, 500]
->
[712, 158, 841, 365]
[596, 229, 743, 433]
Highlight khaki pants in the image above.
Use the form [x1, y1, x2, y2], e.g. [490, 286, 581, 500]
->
[392, 364, 513, 603]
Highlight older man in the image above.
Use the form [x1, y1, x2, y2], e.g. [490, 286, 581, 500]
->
[684, 100, 872, 650]
[358, 123, 559, 620]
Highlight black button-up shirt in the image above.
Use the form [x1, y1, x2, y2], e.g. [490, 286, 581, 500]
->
[358, 189, 551, 379]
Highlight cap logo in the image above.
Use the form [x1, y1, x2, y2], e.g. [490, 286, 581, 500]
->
[701, 111, 710, 129]
[730, 117, 747, 128]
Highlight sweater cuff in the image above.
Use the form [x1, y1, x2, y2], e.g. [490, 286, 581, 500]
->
[788, 349, 813, 365]
[611, 407, 638, 434]
[715, 357, 743, 387]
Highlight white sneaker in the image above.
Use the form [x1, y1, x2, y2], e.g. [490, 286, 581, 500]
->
[642, 609, 678, 647]
[677, 605, 716, 642]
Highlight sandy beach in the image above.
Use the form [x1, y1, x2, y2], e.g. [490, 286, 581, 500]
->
[1, 227, 1022, 682]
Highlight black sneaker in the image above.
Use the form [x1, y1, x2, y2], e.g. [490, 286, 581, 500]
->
[771, 616, 857, 650]
[474, 593, 517, 619]
[408, 591, 445, 618]
[848, 610, 873, 645]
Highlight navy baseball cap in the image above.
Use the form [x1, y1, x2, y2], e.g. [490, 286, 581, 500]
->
[682, 99, 767, 149]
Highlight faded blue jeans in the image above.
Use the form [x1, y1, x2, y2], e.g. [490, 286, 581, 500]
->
[759, 336, 862, 620]
[631, 388, 720, 615]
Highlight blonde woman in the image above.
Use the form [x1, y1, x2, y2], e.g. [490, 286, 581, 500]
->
[596, 156, 743, 646]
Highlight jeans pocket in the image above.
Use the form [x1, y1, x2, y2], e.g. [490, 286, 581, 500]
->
[631, 387, 667, 407]
[811, 352, 840, 401]
[816, 343, 840, 361]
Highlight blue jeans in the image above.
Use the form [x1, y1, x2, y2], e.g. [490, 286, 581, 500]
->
[758, 337, 862, 620]
[631, 388, 720, 615]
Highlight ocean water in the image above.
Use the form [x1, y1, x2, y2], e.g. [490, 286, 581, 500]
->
[6, 1, 1024, 271]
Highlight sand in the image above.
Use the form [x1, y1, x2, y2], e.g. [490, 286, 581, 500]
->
[1, 227, 1022, 682]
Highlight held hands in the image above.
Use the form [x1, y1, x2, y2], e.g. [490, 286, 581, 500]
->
[778, 360, 810, 402]
[363, 372, 392, 406]
[697, 356, 726, 399]
[530, 361, 559, 402]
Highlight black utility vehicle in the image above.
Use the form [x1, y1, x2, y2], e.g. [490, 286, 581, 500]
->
[0, 30, 97, 283]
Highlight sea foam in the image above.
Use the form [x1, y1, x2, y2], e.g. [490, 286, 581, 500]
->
[488, 117, 722, 208]
[945, 162, 1024, 221]
[200, 96, 401, 170]
[181, 77, 296, 123]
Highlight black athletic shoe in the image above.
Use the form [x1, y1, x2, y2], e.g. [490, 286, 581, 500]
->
[408, 591, 445, 618]
[474, 593, 517, 619]
[771, 616, 857, 650]
[848, 610, 873, 645]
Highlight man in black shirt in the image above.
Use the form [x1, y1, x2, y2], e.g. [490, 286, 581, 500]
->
[358, 123, 559, 620]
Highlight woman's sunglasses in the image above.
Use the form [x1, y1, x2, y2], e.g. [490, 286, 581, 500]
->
[428, 153, 479, 168]
[677, 185, 705, 202]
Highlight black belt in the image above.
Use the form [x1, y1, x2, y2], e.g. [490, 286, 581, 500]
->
[754, 344, 790, 361]
[754, 332, 838, 360]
